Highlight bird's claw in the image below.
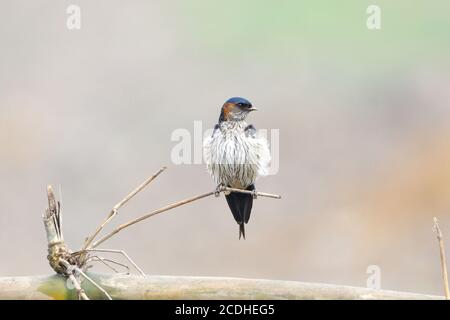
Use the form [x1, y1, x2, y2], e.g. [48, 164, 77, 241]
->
[252, 190, 258, 199]
[214, 184, 223, 197]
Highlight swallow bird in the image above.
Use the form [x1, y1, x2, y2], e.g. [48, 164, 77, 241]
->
[204, 97, 271, 239]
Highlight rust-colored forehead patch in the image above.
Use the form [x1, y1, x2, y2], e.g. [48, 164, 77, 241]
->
[222, 102, 235, 120]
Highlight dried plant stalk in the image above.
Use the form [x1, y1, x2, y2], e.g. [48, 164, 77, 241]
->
[433, 217, 450, 299]
[83, 167, 167, 250]
[0, 274, 443, 300]
[91, 187, 281, 248]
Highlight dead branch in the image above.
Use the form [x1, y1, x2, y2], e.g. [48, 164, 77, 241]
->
[0, 274, 443, 300]
[58, 259, 89, 300]
[223, 187, 281, 199]
[82, 166, 167, 250]
[42, 167, 282, 300]
[433, 217, 450, 299]
[29, 168, 450, 300]
[43, 186, 72, 274]
[91, 186, 281, 249]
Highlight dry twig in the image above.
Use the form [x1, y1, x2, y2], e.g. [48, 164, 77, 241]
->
[83, 166, 167, 250]
[433, 217, 450, 299]
[0, 274, 443, 300]
[91, 186, 281, 249]
[58, 259, 89, 300]
[42, 167, 281, 299]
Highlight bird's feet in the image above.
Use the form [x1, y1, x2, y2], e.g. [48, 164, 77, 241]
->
[214, 184, 223, 197]
[251, 189, 258, 199]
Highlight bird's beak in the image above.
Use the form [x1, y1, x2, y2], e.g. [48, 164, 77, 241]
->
[249, 107, 258, 112]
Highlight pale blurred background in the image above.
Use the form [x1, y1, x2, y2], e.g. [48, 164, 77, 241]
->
[1, 1, 450, 296]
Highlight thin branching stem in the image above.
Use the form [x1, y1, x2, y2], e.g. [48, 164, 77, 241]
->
[83, 167, 167, 250]
[433, 217, 450, 299]
[74, 267, 113, 300]
[223, 187, 281, 199]
[59, 259, 89, 300]
[91, 187, 281, 249]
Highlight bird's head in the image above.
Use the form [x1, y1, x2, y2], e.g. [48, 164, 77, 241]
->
[219, 97, 257, 122]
